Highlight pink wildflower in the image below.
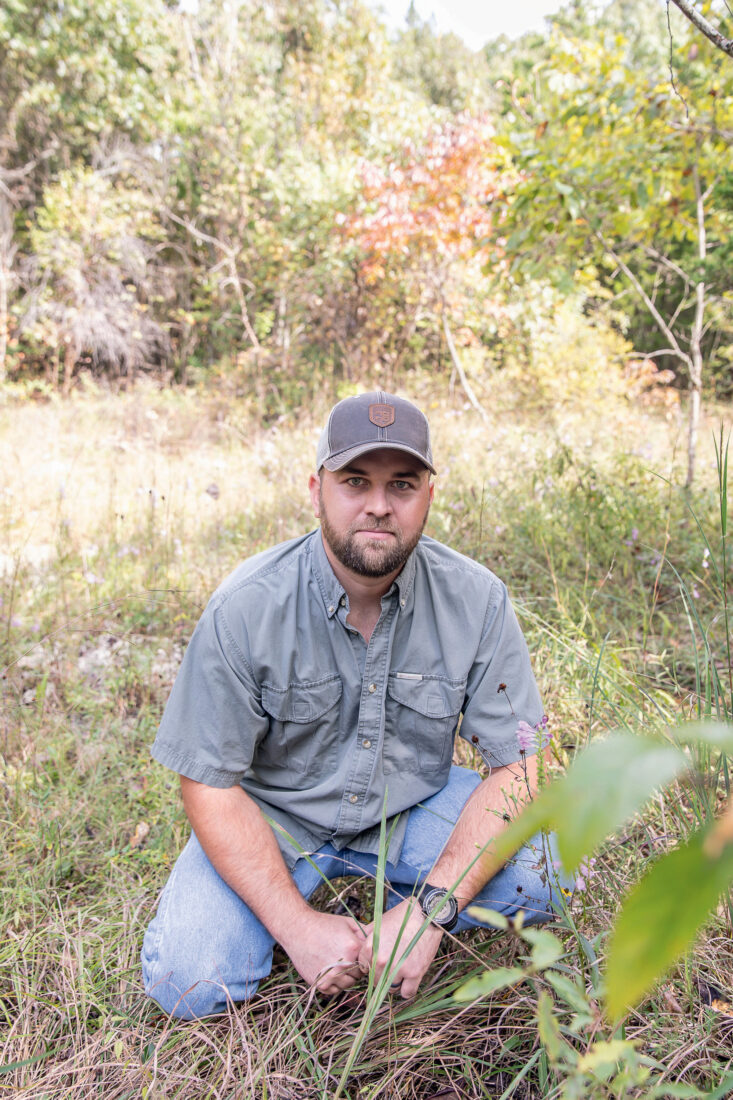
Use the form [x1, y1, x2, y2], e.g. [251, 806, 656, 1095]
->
[516, 720, 536, 752]
[575, 857, 597, 893]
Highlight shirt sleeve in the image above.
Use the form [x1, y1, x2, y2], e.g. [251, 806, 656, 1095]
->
[151, 600, 267, 787]
[458, 580, 545, 768]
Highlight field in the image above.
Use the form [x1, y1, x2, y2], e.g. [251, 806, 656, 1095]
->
[2, 379, 733, 1098]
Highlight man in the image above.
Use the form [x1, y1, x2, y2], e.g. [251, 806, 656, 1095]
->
[142, 391, 560, 1020]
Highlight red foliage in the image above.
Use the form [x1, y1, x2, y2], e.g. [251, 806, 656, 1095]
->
[344, 115, 513, 285]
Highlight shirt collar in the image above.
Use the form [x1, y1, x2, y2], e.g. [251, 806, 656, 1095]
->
[310, 529, 418, 618]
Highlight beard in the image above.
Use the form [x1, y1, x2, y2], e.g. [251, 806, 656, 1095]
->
[319, 492, 429, 578]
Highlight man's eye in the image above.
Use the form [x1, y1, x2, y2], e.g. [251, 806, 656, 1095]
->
[393, 481, 413, 490]
[347, 477, 365, 487]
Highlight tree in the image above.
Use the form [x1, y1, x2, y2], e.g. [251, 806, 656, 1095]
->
[495, 17, 733, 485]
[344, 115, 514, 407]
[392, 4, 492, 112]
[23, 164, 169, 390]
[0, 0, 176, 384]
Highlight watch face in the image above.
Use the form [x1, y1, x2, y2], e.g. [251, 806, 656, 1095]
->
[422, 887, 458, 928]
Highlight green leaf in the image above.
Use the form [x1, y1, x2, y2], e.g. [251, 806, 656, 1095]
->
[646, 1084, 707, 1098]
[493, 733, 688, 871]
[466, 905, 509, 929]
[452, 966, 526, 1003]
[548, 734, 687, 870]
[521, 927, 564, 970]
[670, 722, 733, 753]
[606, 830, 733, 1019]
[699, 1071, 733, 1100]
[537, 990, 576, 1065]
[544, 971, 591, 1014]
[577, 1039, 637, 1073]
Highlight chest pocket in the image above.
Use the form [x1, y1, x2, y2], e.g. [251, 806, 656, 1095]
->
[257, 676, 342, 780]
[384, 675, 466, 775]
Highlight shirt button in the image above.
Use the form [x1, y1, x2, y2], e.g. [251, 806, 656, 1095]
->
[328, 605, 335, 613]
[340, 596, 346, 606]
[400, 599, 406, 607]
[362, 739, 372, 748]
[368, 682, 377, 693]
[349, 794, 358, 803]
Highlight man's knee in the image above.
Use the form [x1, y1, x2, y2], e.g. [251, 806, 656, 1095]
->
[141, 897, 270, 1019]
[143, 966, 258, 1020]
[142, 934, 263, 1020]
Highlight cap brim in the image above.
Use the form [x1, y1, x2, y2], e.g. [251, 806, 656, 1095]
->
[322, 441, 436, 475]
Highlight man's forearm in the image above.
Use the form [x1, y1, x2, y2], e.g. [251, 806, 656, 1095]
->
[180, 776, 311, 944]
[425, 753, 542, 910]
[180, 776, 367, 994]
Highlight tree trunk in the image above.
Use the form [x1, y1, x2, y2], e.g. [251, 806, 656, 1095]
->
[685, 162, 707, 489]
[442, 315, 489, 424]
[0, 253, 7, 386]
[62, 343, 76, 396]
[0, 194, 15, 386]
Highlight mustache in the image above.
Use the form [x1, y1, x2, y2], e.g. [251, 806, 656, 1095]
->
[352, 520, 398, 534]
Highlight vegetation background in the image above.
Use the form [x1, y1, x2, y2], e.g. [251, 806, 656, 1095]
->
[2, 0, 733, 1096]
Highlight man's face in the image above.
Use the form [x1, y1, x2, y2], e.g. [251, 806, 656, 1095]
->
[309, 449, 434, 579]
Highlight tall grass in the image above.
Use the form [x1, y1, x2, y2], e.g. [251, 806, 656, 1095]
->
[2, 383, 733, 1097]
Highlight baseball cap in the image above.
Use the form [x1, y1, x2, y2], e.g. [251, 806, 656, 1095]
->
[316, 391, 436, 474]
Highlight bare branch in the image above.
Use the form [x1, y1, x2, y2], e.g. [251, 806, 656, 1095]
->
[668, 0, 733, 57]
[636, 349, 685, 359]
[595, 229, 692, 370]
[644, 246, 692, 288]
[164, 208, 260, 351]
[442, 315, 489, 424]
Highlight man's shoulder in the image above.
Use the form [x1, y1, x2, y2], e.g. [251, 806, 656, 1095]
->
[210, 530, 317, 610]
[416, 535, 505, 592]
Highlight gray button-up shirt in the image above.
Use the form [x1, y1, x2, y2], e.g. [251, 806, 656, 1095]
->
[151, 530, 543, 869]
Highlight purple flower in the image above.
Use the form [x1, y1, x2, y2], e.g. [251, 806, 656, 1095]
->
[517, 716, 552, 752]
[575, 857, 597, 893]
[516, 720, 536, 752]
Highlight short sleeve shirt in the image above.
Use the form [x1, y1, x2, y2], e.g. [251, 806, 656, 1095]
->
[151, 530, 544, 869]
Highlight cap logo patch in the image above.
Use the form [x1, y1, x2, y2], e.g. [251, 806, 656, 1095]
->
[369, 404, 395, 427]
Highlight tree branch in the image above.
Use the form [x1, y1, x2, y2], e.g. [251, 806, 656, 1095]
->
[442, 315, 489, 424]
[594, 229, 692, 370]
[164, 208, 260, 350]
[668, 0, 733, 58]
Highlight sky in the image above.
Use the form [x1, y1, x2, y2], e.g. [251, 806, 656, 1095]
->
[368, 0, 567, 50]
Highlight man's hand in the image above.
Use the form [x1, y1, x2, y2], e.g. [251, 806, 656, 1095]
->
[280, 911, 366, 995]
[357, 899, 443, 999]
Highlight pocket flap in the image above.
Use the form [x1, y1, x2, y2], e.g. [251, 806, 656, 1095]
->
[261, 677, 342, 722]
[387, 676, 465, 718]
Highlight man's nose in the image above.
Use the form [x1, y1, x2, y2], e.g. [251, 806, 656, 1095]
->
[364, 484, 391, 515]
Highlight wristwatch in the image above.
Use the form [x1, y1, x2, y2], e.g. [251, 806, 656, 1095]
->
[419, 885, 459, 931]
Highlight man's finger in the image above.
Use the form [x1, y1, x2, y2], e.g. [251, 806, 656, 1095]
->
[357, 932, 373, 973]
[317, 972, 357, 994]
[399, 975, 420, 999]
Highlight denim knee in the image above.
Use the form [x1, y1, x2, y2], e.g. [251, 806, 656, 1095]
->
[141, 920, 264, 1020]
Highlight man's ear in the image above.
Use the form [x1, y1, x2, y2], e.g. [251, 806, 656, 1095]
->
[308, 472, 321, 518]
[428, 480, 435, 505]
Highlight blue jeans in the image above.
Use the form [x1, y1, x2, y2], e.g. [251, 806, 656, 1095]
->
[142, 767, 567, 1019]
